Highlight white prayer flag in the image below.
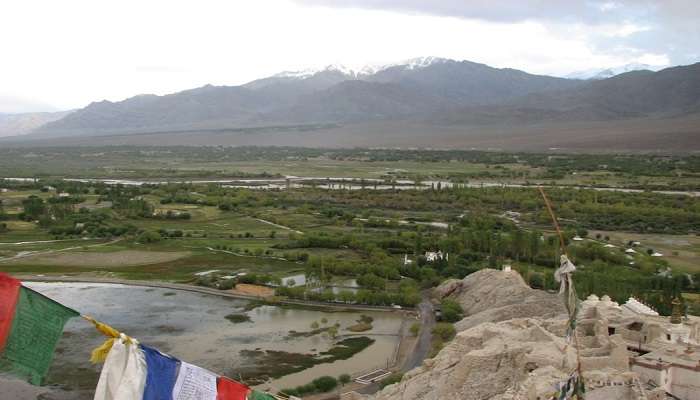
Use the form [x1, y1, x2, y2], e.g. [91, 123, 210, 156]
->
[172, 361, 218, 400]
[93, 337, 147, 400]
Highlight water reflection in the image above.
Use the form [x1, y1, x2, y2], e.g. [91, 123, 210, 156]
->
[22, 282, 404, 396]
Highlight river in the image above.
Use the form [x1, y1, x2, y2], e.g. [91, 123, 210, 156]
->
[5, 176, 699, 196]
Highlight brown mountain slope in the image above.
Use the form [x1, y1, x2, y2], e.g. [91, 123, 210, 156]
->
[5, 113, 699, 152]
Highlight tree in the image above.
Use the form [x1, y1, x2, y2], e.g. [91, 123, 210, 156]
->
[339, 374, 351, 386]
[338, 290, 355, 304]
[0, 200, 7, 221]
[21, 196, 46, 221]
[136, 230, 161, 243]
[357, 273, 386, 290]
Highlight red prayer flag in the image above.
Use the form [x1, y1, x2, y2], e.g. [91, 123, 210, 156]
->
[0, 273, 21, 352]
[217, 376, 249, 400]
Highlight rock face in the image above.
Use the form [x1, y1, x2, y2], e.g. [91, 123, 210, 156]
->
[436, 269, 567, 331]
[372, 319, 576, 400]
[364, 269, 655, 400]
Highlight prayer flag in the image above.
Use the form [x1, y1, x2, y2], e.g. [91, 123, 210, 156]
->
[142, 344, 181, 400]
[248, 391, 276, 400]
[0, 285, 79, 385]
[0, 273, 21, 352]
[94, 337, 147, 400]
[172, 361, 218, 400]
[216, 376, 249, 400]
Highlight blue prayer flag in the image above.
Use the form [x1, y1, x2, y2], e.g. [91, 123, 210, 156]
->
[141, 344, 180, 400]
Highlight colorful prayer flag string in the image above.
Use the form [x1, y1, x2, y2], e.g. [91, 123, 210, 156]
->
[0, 273, 286, 399]
[85, 317, 255, 400]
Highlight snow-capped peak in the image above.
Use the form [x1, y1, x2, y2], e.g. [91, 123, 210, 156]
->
[402, 56, 449, 69]
[324, 64, 356, 76]
[359, 56, 450, 75]
[269, 57, 452, 81]
[272, 64, 356, 80]
[272, 69, 319, 79]
[565, 63, 666, 80]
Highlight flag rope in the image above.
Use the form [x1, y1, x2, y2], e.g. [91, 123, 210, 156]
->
[81, 315, 134, 363]
[538, 187, 586, 400]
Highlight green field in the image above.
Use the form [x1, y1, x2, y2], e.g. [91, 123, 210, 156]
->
[1, 147, 699, 190]
[1, 146, 699, 314]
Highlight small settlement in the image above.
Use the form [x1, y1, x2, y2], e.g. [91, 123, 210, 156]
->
[583, 294, 700, 399]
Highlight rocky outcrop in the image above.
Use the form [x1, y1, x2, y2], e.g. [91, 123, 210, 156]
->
[436, 269, 567, 331]
[362, 269, 651, 400]
[371, 319, 576, 400]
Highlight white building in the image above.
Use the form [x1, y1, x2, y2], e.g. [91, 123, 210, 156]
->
[425, 251, 447, 262]
[632, 348, 700, 400]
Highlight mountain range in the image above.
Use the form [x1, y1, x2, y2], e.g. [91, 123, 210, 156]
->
[0, 111, 71, 138]
[4, 57, 700, 151]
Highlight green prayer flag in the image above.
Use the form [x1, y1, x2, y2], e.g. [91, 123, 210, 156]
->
[0, 287, 79, 385]
[249, 390, 276, 400]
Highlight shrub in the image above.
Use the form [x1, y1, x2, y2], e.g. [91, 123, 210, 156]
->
[432, 322, 456, 342]
[224, 313, 251, 323]
[218, 279, 236, 290]
[410, 322, 420, 336]
[312, 376, 338, 392]
[379, 372, 403, 389]
[440, 299, 464, 323]
[137, 230, 161, 243]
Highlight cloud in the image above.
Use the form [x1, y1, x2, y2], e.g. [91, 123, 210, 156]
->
[291, 0, 637, 23]
[0, 94, 59, 114]
[1, 0, 696, 109]
[292, 0, 700, 65]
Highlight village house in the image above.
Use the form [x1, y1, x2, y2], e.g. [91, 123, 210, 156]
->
[580, 294, 700, 399]
[424, 251, 447, 262]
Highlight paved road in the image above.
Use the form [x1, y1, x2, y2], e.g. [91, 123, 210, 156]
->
[355, 293, 435, 396]
[402, 294, 435, 372]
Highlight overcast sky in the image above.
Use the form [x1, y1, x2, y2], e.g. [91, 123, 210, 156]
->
[1, 0, 698, 113]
